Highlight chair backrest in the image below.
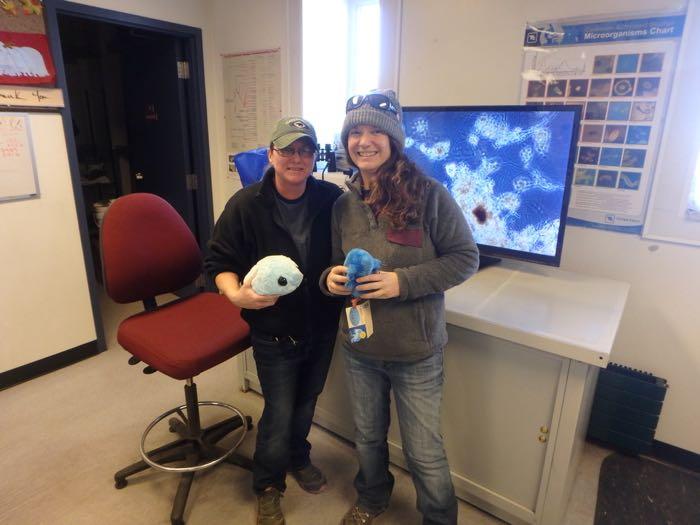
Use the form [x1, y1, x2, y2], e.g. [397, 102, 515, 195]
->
[100, 193, 202, 303]
[233, 147, 268, 186]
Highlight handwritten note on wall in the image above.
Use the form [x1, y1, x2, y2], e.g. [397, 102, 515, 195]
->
[0, 86, 64, 108]
[0, 113, 39, 202]
[222, 49, 282, 153]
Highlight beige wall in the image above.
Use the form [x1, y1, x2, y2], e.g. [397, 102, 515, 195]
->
[0, 114, 95, 370]
[399, 0, 699, 454]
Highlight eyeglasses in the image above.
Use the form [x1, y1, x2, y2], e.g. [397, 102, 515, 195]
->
[273, 146, 316, 159]
[346, 93, 400, 118]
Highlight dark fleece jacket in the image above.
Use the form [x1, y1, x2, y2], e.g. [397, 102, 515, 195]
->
[206, 168, 344, 338]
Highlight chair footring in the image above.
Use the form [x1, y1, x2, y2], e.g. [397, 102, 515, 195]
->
[115, 414, 253, 521]
[140, 401, 249, 473]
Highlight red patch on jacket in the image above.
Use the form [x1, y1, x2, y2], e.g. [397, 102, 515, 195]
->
[386, 228, 423, 248]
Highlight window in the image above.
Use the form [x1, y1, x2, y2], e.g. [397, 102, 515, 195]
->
[642, 4, 700, 244]
[302, 0, 397, 148]
[687, 153, 700, 221]
[348, 1, 380, 96]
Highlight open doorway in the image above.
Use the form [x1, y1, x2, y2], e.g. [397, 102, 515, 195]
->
[47, 2, 215, 352]
[58, 15, 201, 274]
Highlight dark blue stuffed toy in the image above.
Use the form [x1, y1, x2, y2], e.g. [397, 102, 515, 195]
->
[344, 248, 381, 298]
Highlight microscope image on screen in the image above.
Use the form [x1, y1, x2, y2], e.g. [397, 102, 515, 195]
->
[403, 105, 580, 267]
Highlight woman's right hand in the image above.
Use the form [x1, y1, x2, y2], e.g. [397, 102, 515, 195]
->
[326, 265, 351, 296]
[224, 280, 279, 310]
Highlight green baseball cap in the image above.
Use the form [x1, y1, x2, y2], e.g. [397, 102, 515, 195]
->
[270, 116, 318, 149]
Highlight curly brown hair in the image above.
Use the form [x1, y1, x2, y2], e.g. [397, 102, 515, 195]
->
[351, 137, 430, 230]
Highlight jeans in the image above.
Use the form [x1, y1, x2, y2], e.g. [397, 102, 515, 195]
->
[343, 347, 457, 525]
[251, 329, 336, 494]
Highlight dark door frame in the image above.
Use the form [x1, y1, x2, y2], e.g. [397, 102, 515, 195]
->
[44, 0, 215, 352]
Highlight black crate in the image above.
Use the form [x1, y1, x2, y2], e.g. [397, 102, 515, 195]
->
[591, 397, 659, 428]
[588, 424, 654, 455]
[597, 363, 668, 401]
[595, 383, 663, 414]
[587, 363, 668, 455]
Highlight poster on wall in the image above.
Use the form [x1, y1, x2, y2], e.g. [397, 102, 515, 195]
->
[222, 48, 281, 181]
[0, 112, 39, 202]
[0, 1, 56, 86]
[521, 13, 685, 233]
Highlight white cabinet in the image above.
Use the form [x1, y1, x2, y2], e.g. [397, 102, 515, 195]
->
[241, 262, 629, 525]
[438, 327, 598, 524]
[440, 327, 566, 521]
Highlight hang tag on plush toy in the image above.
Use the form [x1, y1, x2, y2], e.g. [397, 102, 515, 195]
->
[243, 255, 303, 296]
[345, 301, 373, 343]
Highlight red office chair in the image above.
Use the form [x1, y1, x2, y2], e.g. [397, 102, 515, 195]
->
[100, 193, 253, 525]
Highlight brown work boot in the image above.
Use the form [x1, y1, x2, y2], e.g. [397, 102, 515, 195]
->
[256, 487, 284, 525]
[290, 463, 327, 493]
[341, 504, 381, 524]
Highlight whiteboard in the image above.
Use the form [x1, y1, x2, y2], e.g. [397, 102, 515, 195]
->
[0, 112, 39, 202]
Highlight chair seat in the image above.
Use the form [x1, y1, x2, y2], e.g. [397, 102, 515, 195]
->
[118, 292, 250, 380]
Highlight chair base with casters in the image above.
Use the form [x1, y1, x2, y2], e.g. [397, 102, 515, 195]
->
[114, 380, 254, 525]
[100, 193, 255, 525]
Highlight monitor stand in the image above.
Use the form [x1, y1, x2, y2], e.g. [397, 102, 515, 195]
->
[478, 255, 501, 271]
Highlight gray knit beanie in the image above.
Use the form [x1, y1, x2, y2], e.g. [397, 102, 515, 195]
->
[341, 89, 405, 153]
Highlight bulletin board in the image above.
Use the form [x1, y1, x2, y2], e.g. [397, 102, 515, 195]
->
[521, 13, 685, 234]
[0, 112, 39, 202]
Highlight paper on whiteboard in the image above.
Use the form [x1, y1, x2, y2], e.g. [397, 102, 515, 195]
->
[0, 113, 39, 202]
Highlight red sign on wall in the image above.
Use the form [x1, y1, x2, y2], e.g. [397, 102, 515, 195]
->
[0, 31, 56, 85]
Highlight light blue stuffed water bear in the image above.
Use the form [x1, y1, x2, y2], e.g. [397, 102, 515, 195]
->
[344, 248, 381, 298]
[243, 255, 303, 296]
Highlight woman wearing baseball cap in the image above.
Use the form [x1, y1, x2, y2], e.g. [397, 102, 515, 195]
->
[322, 91, 479, 524]
[207, 116, 344, 524]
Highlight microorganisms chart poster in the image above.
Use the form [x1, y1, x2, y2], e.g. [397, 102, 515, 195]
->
[521, 14, 685, 233]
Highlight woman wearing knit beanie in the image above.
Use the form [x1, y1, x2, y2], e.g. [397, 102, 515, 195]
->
[321, 90, 479, 525]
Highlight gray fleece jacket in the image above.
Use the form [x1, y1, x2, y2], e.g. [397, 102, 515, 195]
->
[321, 173, 479, 361]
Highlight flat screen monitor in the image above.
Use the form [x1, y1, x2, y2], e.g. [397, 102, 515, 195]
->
[402, 105, 580, 267]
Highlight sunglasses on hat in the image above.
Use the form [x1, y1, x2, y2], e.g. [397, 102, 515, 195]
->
[346, 93, 399, 117]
